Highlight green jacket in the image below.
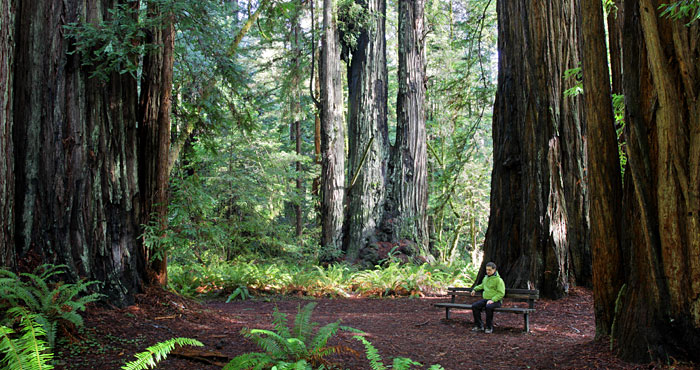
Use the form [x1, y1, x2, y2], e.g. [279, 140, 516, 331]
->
[473, 271, 506, 302]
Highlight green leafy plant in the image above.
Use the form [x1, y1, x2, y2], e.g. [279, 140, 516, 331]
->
[226, 286, 251, 302]
[121, 337, 204, 370]
[0, 307, 54, 370]
[353, 336, 444, 370]
[563, 66, 583, 98]
[224, 302, 360, 370]
[659, 0, 700, 25]
[0, 264, 103, 349]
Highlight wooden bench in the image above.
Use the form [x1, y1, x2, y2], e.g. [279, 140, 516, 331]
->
[434, 287, 539, 332]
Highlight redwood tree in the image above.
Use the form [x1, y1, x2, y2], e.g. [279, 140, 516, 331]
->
[580, 0, 624, 336]
[482, 0, 588, 298]
[606, 0, 700, 361]
[344, 0, 389, 260]
[387, 0, 429, 255]
[12, 0, 145, 304]
[0, 0, 14, 269]
[138, 4, 175, 286]
[320, 0, 346, 254]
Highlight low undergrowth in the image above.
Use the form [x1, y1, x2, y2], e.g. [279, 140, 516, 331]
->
[168, 260, 477, 300]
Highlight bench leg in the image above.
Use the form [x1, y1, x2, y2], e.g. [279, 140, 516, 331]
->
[524, 313, 530, 333]
[445, 307, 450, 320]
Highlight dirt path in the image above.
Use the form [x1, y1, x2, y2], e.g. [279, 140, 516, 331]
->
[54, 287, 683, 369]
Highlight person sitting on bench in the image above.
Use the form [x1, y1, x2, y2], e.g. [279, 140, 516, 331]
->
[470, 261, 506, 334]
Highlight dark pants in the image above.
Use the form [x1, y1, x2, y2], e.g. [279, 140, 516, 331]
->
[472, 299, 501, 329]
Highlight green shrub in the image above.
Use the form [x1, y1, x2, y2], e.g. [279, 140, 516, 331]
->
[224, 302, 360, 369]
[0, 264, 103, 349]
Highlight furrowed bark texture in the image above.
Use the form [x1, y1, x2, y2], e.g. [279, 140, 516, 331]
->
[13, 0, 144, 304]
[386, 0, 429, 255]
[344, 0, 389, 260]
[138, 6, 175, 286]
[610, 0, 700, 362]
[580, 0, 624, 336]
[0, 0, 14, 269]
[483, 0, 588, 298]
[320, 0, 345, 253]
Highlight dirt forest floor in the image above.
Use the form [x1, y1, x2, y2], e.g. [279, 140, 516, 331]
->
[53, 287, 693, 370]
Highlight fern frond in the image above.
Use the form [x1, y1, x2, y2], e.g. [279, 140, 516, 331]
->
[391, 357, 422, 370]
[244, 329, 287, 358]
[353, 336, 386, 370]
[1, 307, 54, 370]
[0, 325, 22, 370]
[271, 306, 291, 339]
[309, 321, 339, 351]
[222, 352, 274, 370]
[292, 303, 317, 343]
[427, 365, 446, 370]
[121, 337, 203, 370]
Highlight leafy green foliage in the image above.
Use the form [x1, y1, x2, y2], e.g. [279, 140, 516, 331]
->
[224, 303, 360, 370]
[424, 0, 496, 266]
[353, 336, 444, 370]
[121, 337, 204, 370]
[0, 265, 103, 349]
[563, 66, 583, 98]
[168, 260, 475, 299]
[659, 0, 700, 24]
[0, 308, 54, 370]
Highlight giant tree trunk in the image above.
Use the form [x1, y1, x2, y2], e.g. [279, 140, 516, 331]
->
[608, 0, 700, 362]
[138, 5, 174, 286]
[580, 0, 625, 336]
[291, 1, 303, 238]
[386, 0, 429, 255]
[12, 0, 144, 305]
[344, 0, 389, 260]
[0, 0, 14, 269]
[482, 0, 587, 298]
[320, 0, 346, 253]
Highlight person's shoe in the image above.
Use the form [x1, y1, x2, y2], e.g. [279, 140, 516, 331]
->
[484, 328, 493, 334]
[471, 326, 483, 332]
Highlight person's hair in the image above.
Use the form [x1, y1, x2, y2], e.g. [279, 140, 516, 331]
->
[486, 262, 497, 270]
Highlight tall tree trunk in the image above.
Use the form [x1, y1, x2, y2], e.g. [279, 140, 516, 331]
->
[344, 0, 389, 260]
[12, 0, 144, 305]
[138, 5, 175, 286]
[607, 0, 623, 95]
[387, 0, 429, 255]
[482, 0, 587, 298]
[0, 0, 14, 269]
[291, 1, 303, 238]
[609, 0, 700, 362]
[320, 0, 345, 254]
[580, 0, 625, 336]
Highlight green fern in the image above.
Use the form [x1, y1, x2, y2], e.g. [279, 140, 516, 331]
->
[225, 303, 358, 369]
[0, 308, 54, 370]
[353, 335, 445, 370]
[121, 337, 203, 370]
[0, 264, 103, 349]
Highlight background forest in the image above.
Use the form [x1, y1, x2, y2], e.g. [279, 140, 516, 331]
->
[154, 0, 496, 285]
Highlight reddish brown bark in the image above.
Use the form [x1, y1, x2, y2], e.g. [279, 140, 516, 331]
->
[139, 8, 175, 286]
[12, 0, 144, 304]
[386, 0, 429, 255]
[0, 0, 14, 269]
[580, 0, 625, 337]
[483, 0, 588, 298]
